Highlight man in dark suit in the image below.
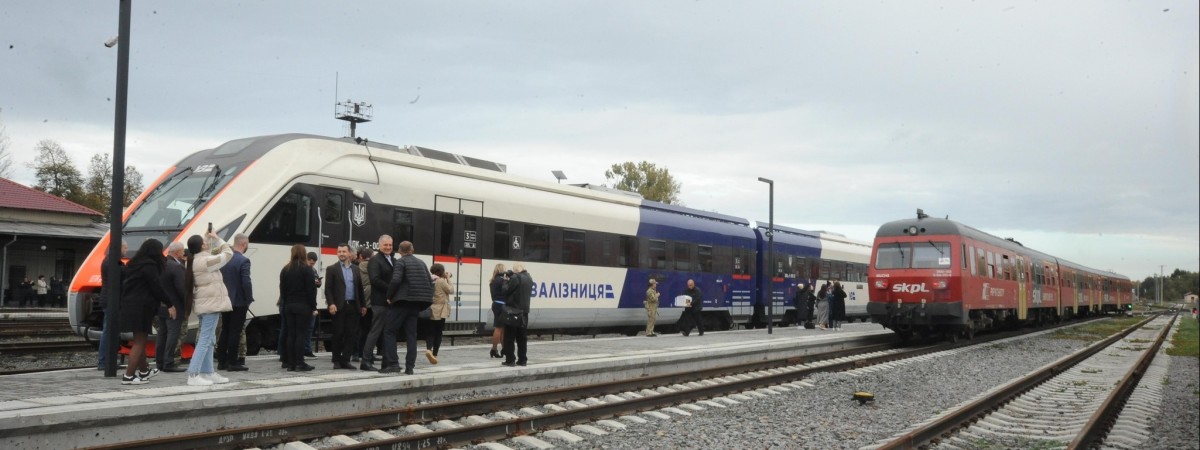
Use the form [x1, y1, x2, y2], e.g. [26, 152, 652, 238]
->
[360, 235, 394, 371]
[156, 241, 187, 372]
[680, 278, 704, 337]
[325, 243, 366, 369]
[218, 233, 254, 371]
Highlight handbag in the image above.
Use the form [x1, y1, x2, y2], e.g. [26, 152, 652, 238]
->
[418, 307, 432, 320]
[500, 304, 527, 328]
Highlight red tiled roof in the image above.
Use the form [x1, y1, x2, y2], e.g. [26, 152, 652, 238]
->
[0, 177, 103, 217]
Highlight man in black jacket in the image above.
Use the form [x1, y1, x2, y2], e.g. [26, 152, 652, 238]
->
[380, 241, 433, 375]
[360, 235, 394, 371]
[325, 243, 366, 369]
[156, 241, 187, 372]
[500, 263, 533, 366]
[680, 279, 704, 337]
[218, 234, 254, 371]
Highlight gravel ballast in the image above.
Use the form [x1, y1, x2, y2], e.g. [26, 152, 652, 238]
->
[530, 326, 1195, 450]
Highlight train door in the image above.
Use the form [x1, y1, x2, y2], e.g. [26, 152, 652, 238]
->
[434, 196, 484, 330]
[1017, 256, 1027, 320]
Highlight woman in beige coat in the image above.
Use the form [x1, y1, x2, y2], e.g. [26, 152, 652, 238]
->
[185, 232, 234, 386]
[425, 263, 455, 364]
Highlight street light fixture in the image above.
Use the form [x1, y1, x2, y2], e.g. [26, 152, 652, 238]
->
[758, 177, 774, 335]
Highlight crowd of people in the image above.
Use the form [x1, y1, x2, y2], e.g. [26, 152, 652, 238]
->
[8, 274, 68, 308]
[98, 233, 536, 386]
[791, 281, 848, 330]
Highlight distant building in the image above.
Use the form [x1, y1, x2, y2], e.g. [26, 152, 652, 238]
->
[1185, 293, 1198, 306]
[0, 177, 106, 306]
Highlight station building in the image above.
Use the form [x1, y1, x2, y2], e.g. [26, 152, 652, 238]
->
[0, 177, 105, 307]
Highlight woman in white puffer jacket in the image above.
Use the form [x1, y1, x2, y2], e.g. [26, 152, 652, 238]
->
[184, 232, 234, 386]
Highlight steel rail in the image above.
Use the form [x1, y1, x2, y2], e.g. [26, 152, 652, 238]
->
[90, 317, 1107, 450]
[874, 315, 1159, 450]
[94, 340, 909, 450]
[0, 340, 93, 354]
[1067, 314, 1176, 449]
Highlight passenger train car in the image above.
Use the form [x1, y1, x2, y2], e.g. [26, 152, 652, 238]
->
[68, 134, 872, 354]
[866, 211, 1132, 340]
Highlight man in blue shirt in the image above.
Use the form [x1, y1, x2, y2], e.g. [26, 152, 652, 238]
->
[325, 243, 366, 369]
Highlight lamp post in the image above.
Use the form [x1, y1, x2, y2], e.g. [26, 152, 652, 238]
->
[103, 0, 132, 378]
[758, 177, 774, 335]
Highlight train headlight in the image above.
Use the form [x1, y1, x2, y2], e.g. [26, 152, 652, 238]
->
[933, 280, 948, 290]
[873, 279, 888, 290]
[906, 225, 919, 235]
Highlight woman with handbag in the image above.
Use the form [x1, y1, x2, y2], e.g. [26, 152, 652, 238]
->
[425, 263, 455, 364]
[185, 232, 234, 386]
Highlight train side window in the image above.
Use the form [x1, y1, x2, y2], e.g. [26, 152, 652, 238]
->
[323, 192, 344, 223]
[250, 191, 313, 245]
[648, 240, 667, 270]
[393, 209, 414, 245]
[821, 260, 831, 280]
[562, 230, 586, 264]
[673, 242, 691, 271]
[437, 213, 454, 255]
[493, 221, 510, 259]
[986, 251, 995, 278]
[620, 236, 638, 268]
[698, 245, 713, 273]
[976, 248, 986, 277]
[524, 225, 550, 262]
[968, 246, 976, 276]
[961, 244, 968, 270]
[1002, 255, 1011, 280]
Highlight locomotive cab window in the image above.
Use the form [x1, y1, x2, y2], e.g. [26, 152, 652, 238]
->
[874, 241, 951, 269]
[250, 190, 313, 245]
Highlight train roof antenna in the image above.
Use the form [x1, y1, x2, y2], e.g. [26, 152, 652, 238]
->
[916, 208, 929, 219]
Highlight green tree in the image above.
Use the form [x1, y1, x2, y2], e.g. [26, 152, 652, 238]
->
[124, 164, 144, 206]
[604, 161, 682, 205]
[27, 140, 85, 204]
[83, 153, 146, 219]
[1138, 269, 1200, 303]
[83, 153, 113, 214]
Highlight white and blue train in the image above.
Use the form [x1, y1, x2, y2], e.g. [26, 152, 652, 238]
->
[68, 134, 871, 354]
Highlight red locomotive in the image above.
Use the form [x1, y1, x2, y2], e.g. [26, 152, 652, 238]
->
[867, 210, 1132, 341]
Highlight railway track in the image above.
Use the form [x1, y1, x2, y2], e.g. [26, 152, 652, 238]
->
[93, 319, 1109, 450]
[0, 340, 94, 355]
[870, 314, 1173, 450]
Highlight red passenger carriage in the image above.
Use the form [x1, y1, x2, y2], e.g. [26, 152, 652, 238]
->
[867, 211, 1130, 340]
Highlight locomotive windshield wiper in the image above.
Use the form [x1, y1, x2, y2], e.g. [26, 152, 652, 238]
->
[181, 166, 223, 219]
[927, 240, 943, 255]
[141, 168, 192, 205]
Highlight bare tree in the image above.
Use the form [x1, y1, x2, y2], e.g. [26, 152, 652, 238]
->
[0, 111, 13, 179]
[123, 165, 144, 206]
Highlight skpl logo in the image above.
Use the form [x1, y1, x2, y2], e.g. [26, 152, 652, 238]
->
[892, 283, 929, 294]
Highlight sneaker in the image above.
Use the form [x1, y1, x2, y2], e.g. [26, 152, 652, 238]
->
[138, 368, 160, 380]
[187, 375, 213, 386]
[425, 350, 438, 365]
[205, 372, 230, 384]
[120, 374, 147, 385]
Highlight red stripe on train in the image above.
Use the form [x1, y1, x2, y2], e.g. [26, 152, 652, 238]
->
[433, 255, 482, 264]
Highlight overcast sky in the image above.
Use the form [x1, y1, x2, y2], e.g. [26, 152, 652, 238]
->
[2, 1, 1197, 282]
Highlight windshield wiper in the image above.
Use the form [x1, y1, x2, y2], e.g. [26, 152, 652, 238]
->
[927, 240, 944, 255]
[141, 168, 192, 205]
[181, 167, 223, 218]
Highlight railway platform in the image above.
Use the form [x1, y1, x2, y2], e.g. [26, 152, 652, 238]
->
[0, 323, 892, 449]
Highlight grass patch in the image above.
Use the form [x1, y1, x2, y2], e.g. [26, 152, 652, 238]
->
[1052, 317, 1141, 342]
[1082, 368, 1102, 374]
[1166, 317, 1198, 357]
[1073, 380, 1088, 386]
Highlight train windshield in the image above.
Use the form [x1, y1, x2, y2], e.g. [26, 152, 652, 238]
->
[875, 241, 951, 269]
[125, 164, 241, 230]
